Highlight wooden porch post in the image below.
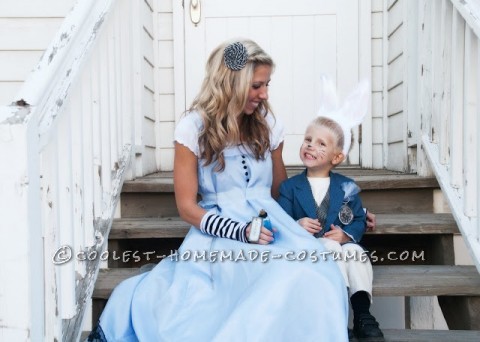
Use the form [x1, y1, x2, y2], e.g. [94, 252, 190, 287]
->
[0, 106, 44, 340]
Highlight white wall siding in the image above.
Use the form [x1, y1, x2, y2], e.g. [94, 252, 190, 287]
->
[0, 51, 43, 80]
[0, 0, 76, 105]
[156, 0, 176, 171]
[386, 0, 407, 171]
[371, 1, 384, 168]
[0, 0, 74, 16]
[137, 0, 157, 175]
[372, 0, 384, 164]
[383, 0, 420, 172]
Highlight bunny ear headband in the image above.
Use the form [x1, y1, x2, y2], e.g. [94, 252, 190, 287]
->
[316, 75, 370, 155]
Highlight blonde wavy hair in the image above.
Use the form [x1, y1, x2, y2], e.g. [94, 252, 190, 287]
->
[189, 38, 275, 171]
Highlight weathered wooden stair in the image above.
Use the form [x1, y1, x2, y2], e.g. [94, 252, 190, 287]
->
[88, 168, 480, 341]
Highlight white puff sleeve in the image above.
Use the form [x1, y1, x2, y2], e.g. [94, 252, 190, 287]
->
[173, 112, 203, 156]
[265, 113, 285, 150]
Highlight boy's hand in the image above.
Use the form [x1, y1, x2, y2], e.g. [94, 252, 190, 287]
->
[324, 224, 351, 243]
[297, 217, 322, 235]
[366, 210, 376, 231]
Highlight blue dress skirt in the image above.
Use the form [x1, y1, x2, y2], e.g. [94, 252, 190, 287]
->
[93, 114, 349, 341]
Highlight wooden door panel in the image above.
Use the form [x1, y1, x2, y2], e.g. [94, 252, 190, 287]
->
[183, 0, 361, 165]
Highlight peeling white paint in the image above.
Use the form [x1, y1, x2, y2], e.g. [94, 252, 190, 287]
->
[0, 125, 13, 142]
[451, 0, 480, 38]
[94, 231, 104, 246]
[0, 106, 31, 125]
[15, 176, 30, 196]
[0, 0, 135, 340]
[419, 0, 480, 272]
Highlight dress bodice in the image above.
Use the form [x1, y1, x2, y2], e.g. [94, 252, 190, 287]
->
[197, 146, 272, 213]
[174, 111, 283, 220]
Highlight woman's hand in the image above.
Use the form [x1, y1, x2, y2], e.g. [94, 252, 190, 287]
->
[297, 217, 322, 235]
[246, 224, 275, 245]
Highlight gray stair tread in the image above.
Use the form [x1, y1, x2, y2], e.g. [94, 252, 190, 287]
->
[81, 329, 480, 341]
[123, 177, 174, 192]
[95, 268, 139, 299]
[110, 213, 458, 239]
[366, 213, 458, 235]
[80, 328, 480, 341]
[372, 265, 480, 296]
[111, 217, 190, 239]
[122, 170, 438, 192]
[353, 174, 438, 190]
[372, 329, 480, 342]
[93, 265, 480, 299]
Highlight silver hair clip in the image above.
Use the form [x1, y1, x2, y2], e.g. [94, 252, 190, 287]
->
[223, 42, 248, 71]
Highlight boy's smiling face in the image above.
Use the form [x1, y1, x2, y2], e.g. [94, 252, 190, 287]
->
[299, 124, 344, 177]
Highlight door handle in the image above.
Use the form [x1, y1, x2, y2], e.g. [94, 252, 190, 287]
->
[190, 0, 201, 25]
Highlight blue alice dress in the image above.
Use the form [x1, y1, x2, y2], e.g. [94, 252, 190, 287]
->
[92, 112, 349, 341]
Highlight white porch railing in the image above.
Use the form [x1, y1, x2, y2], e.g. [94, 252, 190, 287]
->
[418, 0, 480, 272]
[0, 0, 139, 340]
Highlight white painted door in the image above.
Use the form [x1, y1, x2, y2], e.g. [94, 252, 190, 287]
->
[182, 0, 368, 166]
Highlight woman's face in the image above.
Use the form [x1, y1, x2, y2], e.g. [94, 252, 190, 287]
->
[243, 65, 272, 114]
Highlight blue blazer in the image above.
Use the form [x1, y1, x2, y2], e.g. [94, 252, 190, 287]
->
[278, 169, 366, 243]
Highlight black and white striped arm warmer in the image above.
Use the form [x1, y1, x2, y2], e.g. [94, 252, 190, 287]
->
[200, 212, 249, 243]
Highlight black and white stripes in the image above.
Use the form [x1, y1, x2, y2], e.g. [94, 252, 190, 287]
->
[200, 212, 249, 243]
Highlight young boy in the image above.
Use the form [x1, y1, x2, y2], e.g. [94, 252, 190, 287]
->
[277, 114, 384, 341]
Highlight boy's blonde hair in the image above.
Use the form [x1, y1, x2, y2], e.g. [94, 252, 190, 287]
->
[308, 116, 353, 154]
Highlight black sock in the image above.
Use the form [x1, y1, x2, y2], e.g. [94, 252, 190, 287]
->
[350, 291, 370, 319]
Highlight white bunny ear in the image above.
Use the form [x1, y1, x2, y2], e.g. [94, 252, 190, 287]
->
[313, 77, 370, 155]
[316, 74, 339, 117]
[338, 79, 370, 126]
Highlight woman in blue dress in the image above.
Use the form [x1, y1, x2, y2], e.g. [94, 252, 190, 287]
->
[89, 38, 349, 341]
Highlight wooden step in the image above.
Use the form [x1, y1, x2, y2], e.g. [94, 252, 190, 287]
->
[373, 265, 480, 296]
[93, 265, 480, 300]
[111, 217, 189, 239]
[120, 170, 439, 217]
[365, 213, 458, 235]
[109, 213, 458, 239]
[81, 328, 480, 341]
[122, 176, 174, 193]
[363, 329, 480, 342]
[122, 169, 438, 193]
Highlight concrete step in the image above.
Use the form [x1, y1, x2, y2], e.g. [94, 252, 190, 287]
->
[92, 265, 480, 300]
[110, 213, 458, 239]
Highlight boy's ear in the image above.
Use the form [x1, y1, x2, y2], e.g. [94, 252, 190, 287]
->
[332, 152, 345, 166]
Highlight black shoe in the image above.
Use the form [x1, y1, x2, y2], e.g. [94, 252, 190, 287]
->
[348, 328, 354, 340]
[353, 313, 385, 341]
